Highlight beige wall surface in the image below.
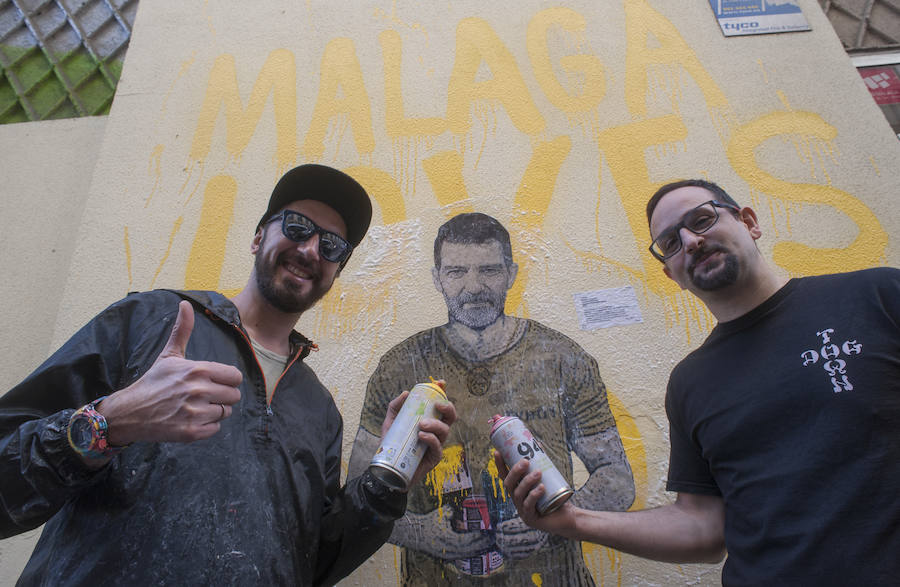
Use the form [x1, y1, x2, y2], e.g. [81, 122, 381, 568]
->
[3, 0, 900, 584]
[0, 115, 107, 585]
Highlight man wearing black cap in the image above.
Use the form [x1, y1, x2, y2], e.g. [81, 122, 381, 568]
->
[0, 164, 456, 585]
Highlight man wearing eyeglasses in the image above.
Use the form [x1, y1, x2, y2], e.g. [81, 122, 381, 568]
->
[0, 164, 456, 585]
[499, 179, 900, 585]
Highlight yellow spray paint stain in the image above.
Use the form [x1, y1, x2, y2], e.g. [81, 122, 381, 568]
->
[582, 543, 623, 586]
[484, 450, 507, 501]
[425, 444, 466, 517]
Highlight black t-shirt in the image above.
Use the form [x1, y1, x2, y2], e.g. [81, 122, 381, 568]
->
[666, 268, 900, 586]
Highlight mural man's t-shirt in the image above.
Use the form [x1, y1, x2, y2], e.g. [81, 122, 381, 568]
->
[359, 319, 625, 586]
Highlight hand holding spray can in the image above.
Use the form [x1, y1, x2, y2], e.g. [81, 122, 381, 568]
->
[489, 415, 573, 515]
[369, 380, 447, 490]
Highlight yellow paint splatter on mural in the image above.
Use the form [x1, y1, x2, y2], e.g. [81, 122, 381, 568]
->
[484, 449, 507, 501]
[583, 545, 624, 586]
[425, 444, 466, 516]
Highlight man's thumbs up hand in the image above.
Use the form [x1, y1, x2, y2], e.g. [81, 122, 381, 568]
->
[97, 301, 242, 447]
[158, 298, 195, 360]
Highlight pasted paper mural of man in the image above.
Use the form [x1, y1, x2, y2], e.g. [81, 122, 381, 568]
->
[349, 213, 635, 586]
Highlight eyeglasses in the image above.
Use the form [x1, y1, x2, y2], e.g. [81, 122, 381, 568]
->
[649, 200, 740, 262]
[266, 210, 353, 264]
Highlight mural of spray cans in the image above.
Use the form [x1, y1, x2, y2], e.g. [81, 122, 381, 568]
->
[369, 381, 447, 490]
[450, 495, 504, 576]
[489, 414, 573, 515]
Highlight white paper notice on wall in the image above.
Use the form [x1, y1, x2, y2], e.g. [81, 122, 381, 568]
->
[573, 286, 643, 331]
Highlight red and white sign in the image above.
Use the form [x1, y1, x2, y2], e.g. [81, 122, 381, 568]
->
[860, 67, 900, 105]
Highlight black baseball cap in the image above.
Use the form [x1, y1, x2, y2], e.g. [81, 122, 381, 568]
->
[256, 164, 373, 247]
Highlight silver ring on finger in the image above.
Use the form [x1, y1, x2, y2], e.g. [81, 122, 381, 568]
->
[218, 403, 226, 421]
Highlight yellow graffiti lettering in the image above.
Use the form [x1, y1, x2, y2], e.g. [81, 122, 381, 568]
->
[344, 165, 406, 225]
[624, 0, 727, 117]
[594, 114, 688, 296]
[727, 110, 888, 274]
[422, 151, 473, 215]
[184, 175, 237, 291]
[447, 17, 545, 136]
[527, 7, 605, 114]
[506, 136, 573, 317]
[302, 38, 375, 159]
[190, 50, 297, 168]
[380, 30, 447, 138]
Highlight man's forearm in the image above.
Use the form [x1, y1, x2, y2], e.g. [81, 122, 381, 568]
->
[560, 498, 726, 564]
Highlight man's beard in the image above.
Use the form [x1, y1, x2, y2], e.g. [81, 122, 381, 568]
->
[446, 290, 505, 329]
[254, 252, 329, 314]
[688, 245, 740, 291]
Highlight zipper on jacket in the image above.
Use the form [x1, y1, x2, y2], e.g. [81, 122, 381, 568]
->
[229, 320, 308, 435]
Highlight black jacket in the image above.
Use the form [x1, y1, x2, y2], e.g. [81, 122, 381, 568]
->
[0, 289, 404, 586]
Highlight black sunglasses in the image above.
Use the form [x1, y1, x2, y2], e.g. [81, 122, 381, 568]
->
[265, 210, 353, 264]
[649, 200, 740, 262]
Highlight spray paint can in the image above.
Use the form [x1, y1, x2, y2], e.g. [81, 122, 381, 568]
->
[369, 381, 447, 490]
[489, 415, 573, 515]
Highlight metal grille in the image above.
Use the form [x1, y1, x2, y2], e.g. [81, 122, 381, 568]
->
[0, 0, 138, 124]
[819, 0, 900, 52]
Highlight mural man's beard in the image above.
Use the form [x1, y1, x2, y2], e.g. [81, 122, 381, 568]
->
[446, 290, 506, 329]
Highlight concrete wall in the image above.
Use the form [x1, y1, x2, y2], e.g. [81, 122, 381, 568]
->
[0, 115, 107, 585]
[2, 0, 899, 584]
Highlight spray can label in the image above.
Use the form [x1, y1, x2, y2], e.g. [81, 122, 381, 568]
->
[489, 415, 573, 515]
[369, 381, 447, 490]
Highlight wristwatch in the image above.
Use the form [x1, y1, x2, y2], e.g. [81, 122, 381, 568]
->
[67, 396, 127, 459]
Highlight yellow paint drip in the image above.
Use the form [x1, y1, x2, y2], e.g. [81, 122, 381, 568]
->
[582, 543, 623, 586]
[531, 572, 543, 586]
[150, 217, 183, 288]
[484, 450, 507, 501]
[425, 444, 466, 517]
